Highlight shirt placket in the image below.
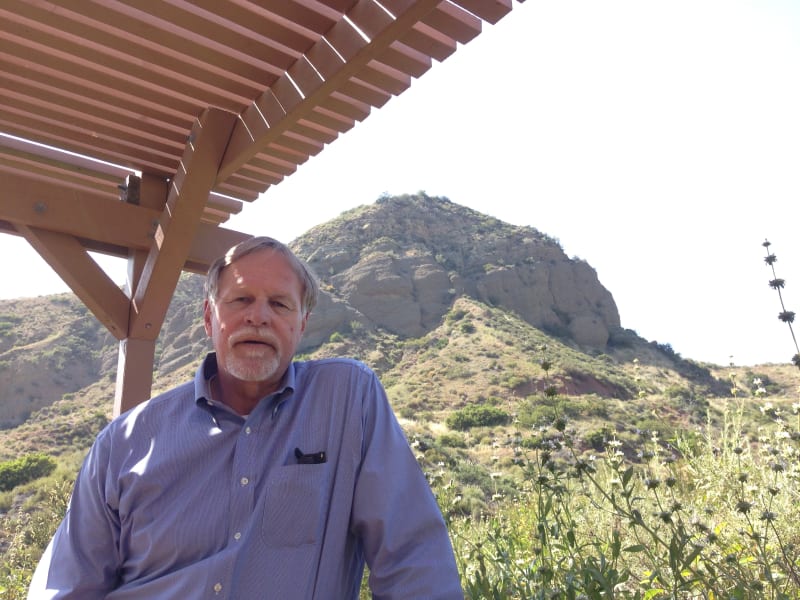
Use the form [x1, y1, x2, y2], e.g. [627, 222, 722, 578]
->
[206, 416, 260, 598]
[230, 418, 258, 543]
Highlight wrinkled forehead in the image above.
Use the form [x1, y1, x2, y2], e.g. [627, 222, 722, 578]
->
[218, 248, 303, 294]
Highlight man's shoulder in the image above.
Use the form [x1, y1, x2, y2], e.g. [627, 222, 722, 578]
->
[295, 357, 373, 377]
[106, 380, 195, 432]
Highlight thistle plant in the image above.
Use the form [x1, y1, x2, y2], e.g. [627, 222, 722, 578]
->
[762, 239, 800, 368]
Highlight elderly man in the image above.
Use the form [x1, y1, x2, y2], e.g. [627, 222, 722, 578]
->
[29, 236, 462, 599]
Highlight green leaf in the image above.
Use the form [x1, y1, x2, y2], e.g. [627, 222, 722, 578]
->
[622, 466, 635, 488]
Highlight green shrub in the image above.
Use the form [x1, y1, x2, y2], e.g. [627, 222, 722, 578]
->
[437, 432, 467, 449]
[460, 322, 476, 334]
[0, 454, 57, 492]
[446, 405, 510, 430]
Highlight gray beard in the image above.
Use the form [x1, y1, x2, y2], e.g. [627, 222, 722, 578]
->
[223, 353, 280, 383]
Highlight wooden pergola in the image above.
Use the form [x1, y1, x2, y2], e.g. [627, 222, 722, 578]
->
[0, 0, 517, 415]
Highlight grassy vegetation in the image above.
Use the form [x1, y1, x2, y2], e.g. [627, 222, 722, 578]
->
[439, 378, 800, 599]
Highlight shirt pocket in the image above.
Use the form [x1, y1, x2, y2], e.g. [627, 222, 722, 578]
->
[262, 463, 329, 547]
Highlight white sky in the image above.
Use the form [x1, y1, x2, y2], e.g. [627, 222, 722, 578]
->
[2, 0, 799, 367]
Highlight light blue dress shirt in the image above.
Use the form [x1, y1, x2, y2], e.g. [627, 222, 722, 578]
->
[29, 355, 462, 599]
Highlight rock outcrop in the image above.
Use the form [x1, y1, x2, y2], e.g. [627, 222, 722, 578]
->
[294, 194, 621, 352]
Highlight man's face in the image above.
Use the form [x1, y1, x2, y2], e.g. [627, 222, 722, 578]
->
[204, 248, 308, 392]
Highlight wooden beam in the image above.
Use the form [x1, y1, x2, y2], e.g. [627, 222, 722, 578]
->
[123, 173, 168, 294]
[114, 337, 157, 415]
[0, 170, 160, 246]
[129, 107, 236, 340]
[185, 225, 251, 273]
[16, 224, 130, 339]
[0, 215, 250, 275]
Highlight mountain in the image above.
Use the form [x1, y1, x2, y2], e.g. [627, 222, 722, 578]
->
[296, 193, 620, 352]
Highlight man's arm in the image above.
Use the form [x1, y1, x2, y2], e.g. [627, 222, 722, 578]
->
[28, 434, 121, 599]
[351, 371, 463, 600]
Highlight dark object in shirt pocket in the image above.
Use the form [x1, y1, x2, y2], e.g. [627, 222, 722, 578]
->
[262, 463, 328, 547]
[295, 447, 326, 464]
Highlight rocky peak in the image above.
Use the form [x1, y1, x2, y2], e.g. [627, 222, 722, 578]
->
[291, 193, 621, 352]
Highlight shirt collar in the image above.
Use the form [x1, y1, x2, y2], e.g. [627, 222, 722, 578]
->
[194, 353, 297, 410]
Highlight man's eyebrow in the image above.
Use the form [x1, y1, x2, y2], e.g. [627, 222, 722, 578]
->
[272, 294, 298, 305]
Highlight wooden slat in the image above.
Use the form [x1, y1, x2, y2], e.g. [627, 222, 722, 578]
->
[305, 106, 356, 133]
[378, 42, 432, 78]
[0, 90, 182, 160]
[207, 193, 244, 215]
[257, 2, 338, 36]
[0, 72, 187, 144]
[291, 121, 339, 145]
[0, 11, 248, 114]
[236, 165, 285, 187]
[276, 131, 324, 156]
[216, 172, 268, 195]
[0, 53, 191, 133]
[450, 0, 513, 25]
[3, 2, 268, 103]
[312, 0, 355, 13]
[321, 92, 372, 121]
[399, 21, 458, 61]
[250, 154, 298, 177]
[0, 114, 177, 177]
[76, 0, 296, 75]
[263, 142, 309, 165]
[421, 2, 482, 44]
[355, 62, 411, 96]
[166, 0, 316, 56]
[200, 208, 230, 224]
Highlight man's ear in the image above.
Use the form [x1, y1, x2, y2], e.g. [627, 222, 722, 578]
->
[300, 311, 309, 334]
[203, 299, 213, 337]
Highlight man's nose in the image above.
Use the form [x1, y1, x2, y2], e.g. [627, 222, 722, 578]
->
[245, 301, 272, 325]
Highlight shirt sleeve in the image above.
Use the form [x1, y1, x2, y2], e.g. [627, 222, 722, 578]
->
[28, 430, 121, 599]
[350, 369, 463, 600]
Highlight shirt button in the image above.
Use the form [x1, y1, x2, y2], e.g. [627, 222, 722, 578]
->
[213, 582, 222, 593]
[234, 532, 241, 540]
[240, 477, 249, 486]
[245, 426, 252, 435]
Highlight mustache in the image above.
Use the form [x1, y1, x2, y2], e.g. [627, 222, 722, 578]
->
[228, 328, 278, 348]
